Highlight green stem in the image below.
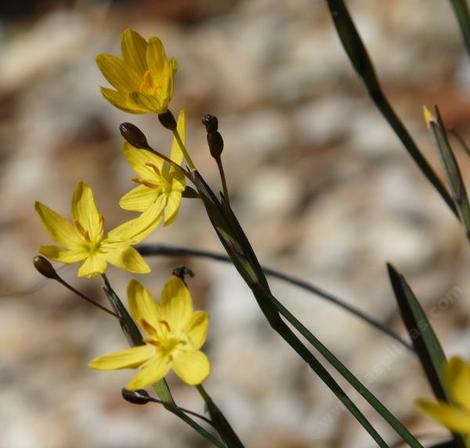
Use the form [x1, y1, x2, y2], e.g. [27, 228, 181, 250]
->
[449, 0, 470, 59]
[325, 0, 458, 219]
[192, 173, 421, 446]
[196, 385, 245, 448]
[215, 157, 231, 210]
[270, 294, 424, 448]
[168, 407, 226, 448]
[173, 129, 196, 171]
[249, 284, 390, 448]
[136, 243, 413, 352]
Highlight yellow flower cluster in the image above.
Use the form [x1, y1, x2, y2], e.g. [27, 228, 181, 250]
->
[35, 29, 209, 389]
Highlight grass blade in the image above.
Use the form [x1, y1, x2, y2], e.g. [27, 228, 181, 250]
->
[324, 0, 458, 218]
[387, 264, 467, 448]
[426, 106, 470, 241]
[449, 0, 470, 59]
[270, 294, 424, 448]
[192, 174, 389, 447]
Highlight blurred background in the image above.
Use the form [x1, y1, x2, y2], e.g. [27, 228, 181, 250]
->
[0, 0, 469, 446]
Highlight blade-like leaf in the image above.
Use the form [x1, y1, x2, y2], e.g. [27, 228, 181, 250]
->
[449, 0, 470, 59]
[387, 264, 447, 400]
[387, 265, 467, 448]
[427, 107, 470, 241]
[197, 386, 245, 448]
[325, 0, 458, 218]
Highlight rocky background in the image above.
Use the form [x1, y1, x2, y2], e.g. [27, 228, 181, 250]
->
[0, 0, 469, 447]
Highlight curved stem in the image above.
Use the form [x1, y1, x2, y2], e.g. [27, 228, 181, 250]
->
[146, 394, 214, 427]
[54, 276, 119, 318]
[136, 243, 413, 352]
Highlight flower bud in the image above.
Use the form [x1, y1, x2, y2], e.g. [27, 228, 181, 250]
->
[172, 266, 194, 281]
[201, 114, 218, 133]
[119, 123, 150, 149]
[121, 388, 150, 405]
[207, 131, 224, 159]
[158, 110, 177, 131]
[33, 256, 59, 280]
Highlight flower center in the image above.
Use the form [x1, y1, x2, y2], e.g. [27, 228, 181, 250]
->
[139, 70, 162, 96]
[145, 319, 187, 359]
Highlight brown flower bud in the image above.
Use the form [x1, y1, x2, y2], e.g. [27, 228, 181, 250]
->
[121, 388, 150, 405]
[33, 256, 59, 280]
[158, 110, 177, 131]
[119, 123, 150, 149]
[201, 114, 218, 133]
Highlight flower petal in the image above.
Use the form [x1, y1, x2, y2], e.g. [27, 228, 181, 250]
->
[122, 142, 165, 182]
[163, 191, 182, 226]
[96, 54, 141, 92]
[72, 182, 103, 242]
[108, 198, 164, 243]
[170, 109, 185, 166]
[160, 276, 193, 332]
[185, 311, 209, 350]
[129, 92, 164, 113]
[35, 201, 81, 246]
[89, 344, 155, 370]
[78, 254, 107, 278]
[105, 246, 150, 274]
[127, 279, 161, 331]
[172, 350, 210, 385]
[100, 87, 147, 114]
[121, 28, 148, 76]
[444, 357, 470, 410]
[417, 399, 470, 434]
[125, 355, 171, 390]
[39, 245, 87, 263]
[146, 37, 167, 75]
[119, 184, 160, 212]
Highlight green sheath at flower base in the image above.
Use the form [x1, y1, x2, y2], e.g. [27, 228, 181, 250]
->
[119, 110, 186, 226]
[89, 276, 210, 389]
[35, 182, 161, 278]
[96, 28, 177, 114]
[417, 356, 470, 444]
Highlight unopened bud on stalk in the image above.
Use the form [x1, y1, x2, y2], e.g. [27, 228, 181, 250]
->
[33, 256, 59, 280]
[119, 123, 150, 149]
[202, 114, 218, 133]
[158, 110, 177, 131]
[173, 266, 194, 281]
[121, 388, 150, 405]
[202, 114, 224, 159]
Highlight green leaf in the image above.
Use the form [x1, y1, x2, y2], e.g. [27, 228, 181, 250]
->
[449, 0, 470, 60]
[192, 171, 389, 447]
[428, 107, 470, 241]
[387, 265, 468, 448]
[197, 385, 245, 448]
[387, 264, 447, 400]
[325, 0, 458, 218]
[269, 293, 424, 448]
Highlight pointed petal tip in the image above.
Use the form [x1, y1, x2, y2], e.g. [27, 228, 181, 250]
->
[423, 105, 436, 127]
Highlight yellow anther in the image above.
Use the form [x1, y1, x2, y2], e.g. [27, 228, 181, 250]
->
[139, 70, 153, 93]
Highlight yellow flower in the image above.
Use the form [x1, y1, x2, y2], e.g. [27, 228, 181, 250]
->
[417, 356, 470, 441]
[89, 276, 210, 389]
[35, 182, 161, 278]
[96, 28, 177, 114]
[119, 110, 186, 225]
